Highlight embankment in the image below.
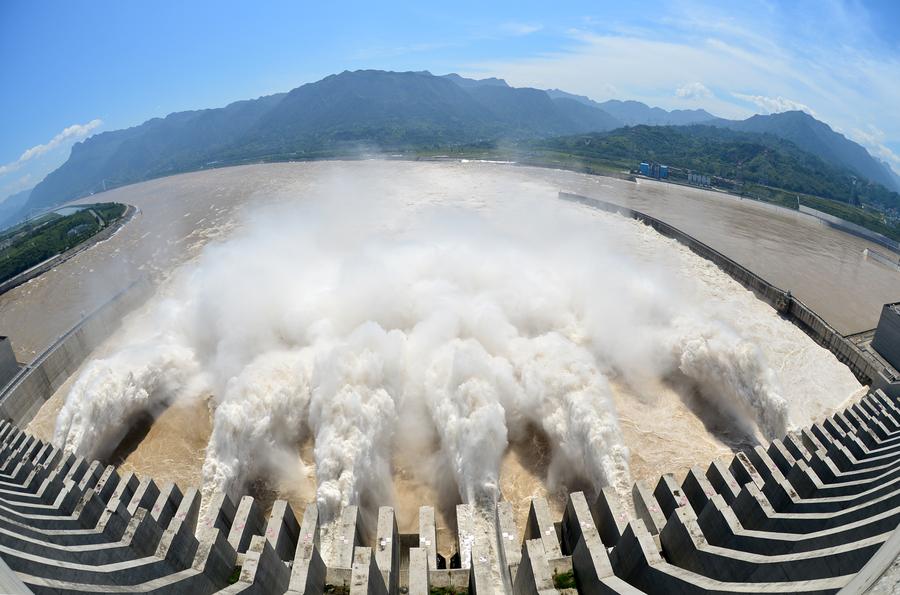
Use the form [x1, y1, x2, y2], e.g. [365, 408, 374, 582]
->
[560, 191, 883, 386]
[0, 204, 138, 296]
[0, 279, 151, 425]
[800, 204, 900, 255]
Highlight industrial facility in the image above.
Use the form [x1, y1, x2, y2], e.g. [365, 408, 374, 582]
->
[638, 162, 669, 179]
[638, 162, 714, 188]
[687, 172, 711, 187]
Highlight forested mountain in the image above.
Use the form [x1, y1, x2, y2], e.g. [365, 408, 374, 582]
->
[0, 189, 32, 225]
[545, 90, 716, 126]
[710, 111, 900, 192]
[16, 69, 900, 223]
[538, 125, 900, 209]
[24, 70, 626, 215]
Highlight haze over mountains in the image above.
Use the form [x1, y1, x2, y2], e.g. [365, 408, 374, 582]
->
[545, 89, 716, 127]
[5, 69, 900, 226]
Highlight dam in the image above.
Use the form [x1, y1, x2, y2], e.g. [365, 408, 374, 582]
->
[0, 160, 899, 592]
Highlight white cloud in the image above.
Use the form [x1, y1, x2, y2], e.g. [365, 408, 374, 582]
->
[676, 82, 713, 100]
[500, 22, 543, 36]
[732, 93, 817, 117]
[0, 119, 102, 177]
[464, 2, 900, 165]
[849, 125, 900, 172]
[464, 33, 762, 119]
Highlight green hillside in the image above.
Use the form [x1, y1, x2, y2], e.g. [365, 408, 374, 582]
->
[0, 203, 126, 283]
[534, 125, 900, 212]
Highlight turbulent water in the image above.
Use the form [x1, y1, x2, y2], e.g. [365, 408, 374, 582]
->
[47, 164, 860, 534]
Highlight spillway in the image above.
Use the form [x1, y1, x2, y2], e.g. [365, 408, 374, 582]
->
[1, 160, 898, 592]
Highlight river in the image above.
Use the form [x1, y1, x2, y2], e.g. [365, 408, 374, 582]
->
[5, 160, 889, 558]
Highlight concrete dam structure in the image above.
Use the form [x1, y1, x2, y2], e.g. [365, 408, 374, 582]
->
[2, 174, 900, 592]
[4, 388, 900, 593]
[557, 193, 884, 388]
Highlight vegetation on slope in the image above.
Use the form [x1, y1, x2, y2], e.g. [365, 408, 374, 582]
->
[23, 70, 899, 219]
[414, 129, 900, 242]
[535, 125, 900, 211]
[0, 203, 126, 283]
[14, 70, 900, 246]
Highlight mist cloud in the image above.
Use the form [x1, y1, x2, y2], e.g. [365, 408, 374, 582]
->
[52, 163, 853, 527]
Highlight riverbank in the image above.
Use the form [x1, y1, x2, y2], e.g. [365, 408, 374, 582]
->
[0, 204, 137, 296]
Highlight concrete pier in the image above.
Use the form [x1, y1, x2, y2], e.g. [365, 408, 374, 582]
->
[2, 196, 900, 592]
[0, 386, 899, 594]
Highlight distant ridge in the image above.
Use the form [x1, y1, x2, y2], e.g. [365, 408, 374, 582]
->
[710, 110, 900, 192]
[23, 70, 626, 216]
[440, 73, 510, 88]
[546, 89, 716, 126]
[16, 69, 900, 223]
[0, 188, 32, 228]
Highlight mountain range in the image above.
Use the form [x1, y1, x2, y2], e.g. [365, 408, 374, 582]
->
[0, 188, 33, 226]
[711, 112, 900, 193]
[545, 89, 717, 126]
[5, 69, 900, 225]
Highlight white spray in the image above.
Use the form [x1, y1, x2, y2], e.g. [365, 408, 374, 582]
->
[52, 163, 856, 530]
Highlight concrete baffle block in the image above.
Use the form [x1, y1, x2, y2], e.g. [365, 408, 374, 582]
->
[76, 459, 102, 492]
[375, 506, 399, 594]
[350, 547, 388, 595]
[632, 480, 666, 535]
[407, 547, 430, 595]
[192, 519, 238, 589]
[235, 533, 291, 593]
[562, 491, 615, 593]
[496, 500, 522, 583]
[469, 536, 496, 595]
[228, 495, 265, 554]
[325, 505, 362, 588]
[335, 505, 362, 570]
[155, 489, 202, 569]
[265, 499, 300, 561]
[767, 439, 796, 476]
[123, 506, 165, 557]
[287, 503, 325, 594]
[705, 459, 741, 504]
[728, 452, 764, 491]
[457, 503, 477, 569]
[592, 486, 630, 547]
[96, 470, 141, 536]
[513, 539, 557, 595]
[200, 491, 236, 536]
[681, 466, 717, 517]
[150, 481, 183, 528]
[609, 520, 661, 585]
[524, 497, 562, 559]
[783, 433, 812, 462]
[418, 505, 438, 571]
[294, 503, 321, 561]
[654, 473, 692, 521]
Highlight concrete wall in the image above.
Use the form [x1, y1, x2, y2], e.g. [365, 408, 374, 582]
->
[865, 248, 900, 271]
[786, 298, 882, 386]
[799, 204, 900, 255]
[872, 305, 900, 372]
[559, 192, 880, 386]
[0, 279, 151, 426]
[0, 337, 18, 389]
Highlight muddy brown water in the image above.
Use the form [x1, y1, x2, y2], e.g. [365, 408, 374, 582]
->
[9, 160, 893, 553]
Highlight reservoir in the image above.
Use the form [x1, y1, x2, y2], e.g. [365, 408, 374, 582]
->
[3, 160, 892, 554]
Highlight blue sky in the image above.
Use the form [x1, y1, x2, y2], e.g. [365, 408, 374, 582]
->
[2, 0, 899, 198]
